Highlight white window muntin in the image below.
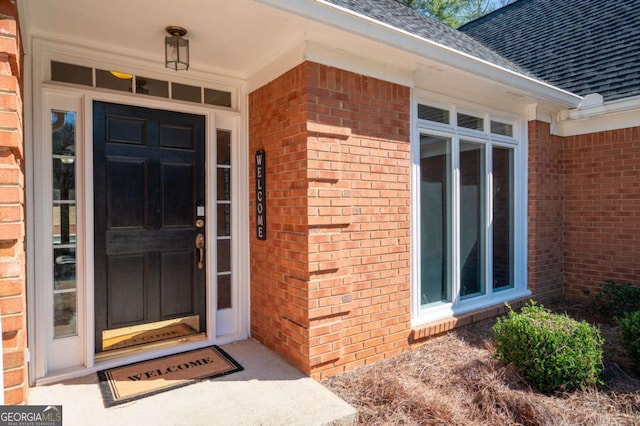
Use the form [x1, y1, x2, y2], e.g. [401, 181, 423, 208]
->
[417, 93, 519, 141]
[30, 38, 249, 384]
[413, 101, 528, 325]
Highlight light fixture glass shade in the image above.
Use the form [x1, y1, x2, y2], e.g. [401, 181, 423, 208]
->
[165, 26, 189, 71]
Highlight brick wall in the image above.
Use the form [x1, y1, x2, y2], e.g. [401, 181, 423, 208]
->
[249, 62, 411, 378]
[527, 121, 565, 301]
[0, 0, 26, 404]
[564, 126, 640, 298]
[249, 63, 311, 371]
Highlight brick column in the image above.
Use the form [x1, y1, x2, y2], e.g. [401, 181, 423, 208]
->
[249, 62, 411, 379]
[0, 0, 26, 405]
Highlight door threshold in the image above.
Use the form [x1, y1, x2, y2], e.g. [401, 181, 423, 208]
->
[96, 332, 207, 362]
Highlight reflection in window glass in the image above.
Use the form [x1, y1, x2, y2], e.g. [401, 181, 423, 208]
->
[52, 111, 76, 156]
[51, 61, 93, 86]
[54, 292, 77, 338]
[457, 113, 484, 131]
[172, 82, 201, 103]
[52, 205, 76, 245]
[217, 204, 231, 236]
[418, 104, 449, 124]
[491, 121, 513, 137]
[204, 88, 232, 108]
[217, 130, 231, 165]
[459, 141, 486, 299]
[96, 69, 133, 92]
[493, 147, 514, 290]
[53, 160, 76, 201]
[217, 274, 232, 310]
[136, 76, 169, 98]
[216, 168, 231, 201]
[52, 110, 78, 339]
[216, 130, 233, 312]
[420, 134, 452, 307]
[54, 247, 76, 290]
[51, 60, 235, 108]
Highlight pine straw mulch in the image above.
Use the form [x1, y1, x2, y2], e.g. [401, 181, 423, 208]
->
[322, 301, 640, 426]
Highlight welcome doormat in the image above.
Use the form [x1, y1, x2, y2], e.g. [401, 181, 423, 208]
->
[97, 346, 243, 407]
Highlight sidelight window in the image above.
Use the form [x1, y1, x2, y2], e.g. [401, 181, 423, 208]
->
[216, 130, 232, 310]
[51, 110, 78, 338]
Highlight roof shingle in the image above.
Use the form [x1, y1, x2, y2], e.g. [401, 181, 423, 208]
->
[459, 0, 640, 101]
[325, 0, 527, 74]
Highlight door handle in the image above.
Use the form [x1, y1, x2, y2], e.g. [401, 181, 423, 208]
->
[195, 233, 205, 270]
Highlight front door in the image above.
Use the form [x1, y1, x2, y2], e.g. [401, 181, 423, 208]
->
[93, 101, 206, 353]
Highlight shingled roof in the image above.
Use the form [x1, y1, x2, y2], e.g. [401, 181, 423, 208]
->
[459, 0, 640, 101]
[325, 0, 527, 75]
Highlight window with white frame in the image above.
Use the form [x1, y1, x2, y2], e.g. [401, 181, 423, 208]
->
[414, 101, 527, 322]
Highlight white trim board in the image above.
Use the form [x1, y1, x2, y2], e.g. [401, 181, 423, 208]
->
[256, 0, 582, 109]
[28, 39, 250, 384]
[554, 96, 640, 137]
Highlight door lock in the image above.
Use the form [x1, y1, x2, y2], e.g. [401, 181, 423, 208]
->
[195, 219, 205, 228]
[195, 233, 205, 270]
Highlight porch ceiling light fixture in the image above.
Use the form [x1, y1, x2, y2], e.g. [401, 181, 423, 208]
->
[165, 26, 189, 71]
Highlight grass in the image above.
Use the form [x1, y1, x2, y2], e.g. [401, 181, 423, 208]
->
[322, 302, 640, 426]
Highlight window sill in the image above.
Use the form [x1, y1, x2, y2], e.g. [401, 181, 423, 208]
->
[409, 294, 531, 343]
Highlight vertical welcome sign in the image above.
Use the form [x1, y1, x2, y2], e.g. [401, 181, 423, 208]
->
[255, 150, 266, 240]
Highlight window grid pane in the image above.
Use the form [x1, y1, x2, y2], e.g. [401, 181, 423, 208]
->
[216, 130, 233, 310]
[493, 147, 515, 290]
[96, 69, 132, 93]
[52, 110, 78, 339]
[51, 61, 92, 86]
[418, 104, 449, 124]
[420, 134, 452, 306]
[457, 113, 484, 131]
[51, 60, 232, 108]
[491, 121, 513, 137]
[459, 141, 486, 299]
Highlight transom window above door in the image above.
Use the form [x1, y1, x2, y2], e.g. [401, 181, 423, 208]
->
[50, 61, 233, 108]
[413, 100, 528, 323]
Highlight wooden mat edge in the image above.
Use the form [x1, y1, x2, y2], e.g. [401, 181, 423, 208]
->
[97, 345, 244, 408]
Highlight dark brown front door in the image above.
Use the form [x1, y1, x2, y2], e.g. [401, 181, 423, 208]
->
[93, 101, 206, 353]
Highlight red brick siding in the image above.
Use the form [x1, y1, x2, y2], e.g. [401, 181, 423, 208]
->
[0, 0, 26, 404]
[249, 62, 411, 378]
[249, 63, 311, 371]
[564, 126, 640, 298]
[527, 121, 564, 301]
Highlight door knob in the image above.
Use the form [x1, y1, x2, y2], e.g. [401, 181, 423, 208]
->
[195, 233, 205, 270]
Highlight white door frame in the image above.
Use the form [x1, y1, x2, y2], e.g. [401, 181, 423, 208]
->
[28, 37, 249, 385]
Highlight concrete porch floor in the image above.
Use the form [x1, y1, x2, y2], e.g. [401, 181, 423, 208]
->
[28, 340, 357, 426]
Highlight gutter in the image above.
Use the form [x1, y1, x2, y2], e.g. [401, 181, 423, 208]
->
[257, 0, 583, 109]
[554, 93, 640, 137]
[564, 93, 640, 120]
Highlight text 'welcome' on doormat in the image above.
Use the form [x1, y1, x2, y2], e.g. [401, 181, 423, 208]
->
[97, 346, 243, 407]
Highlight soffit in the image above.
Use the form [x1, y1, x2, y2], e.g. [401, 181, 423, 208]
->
[22, 0, 579, 112]
[22, 0, 308, 77]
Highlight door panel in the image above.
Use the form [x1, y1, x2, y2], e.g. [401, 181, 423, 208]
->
[161, 251, 195, 317]
[107, 158, 146, 228]
[94, 101, 206, 353]
[107, 255, 145, 327]
[162, 163, 194, 227]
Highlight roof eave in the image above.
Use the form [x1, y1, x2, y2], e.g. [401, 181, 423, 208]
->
[258, 0, 583, 109]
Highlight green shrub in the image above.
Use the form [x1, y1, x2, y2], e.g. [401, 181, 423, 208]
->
[493, 301, 604, 393]
[594, 279, 640, 318]
[619, 311, 640, 374]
